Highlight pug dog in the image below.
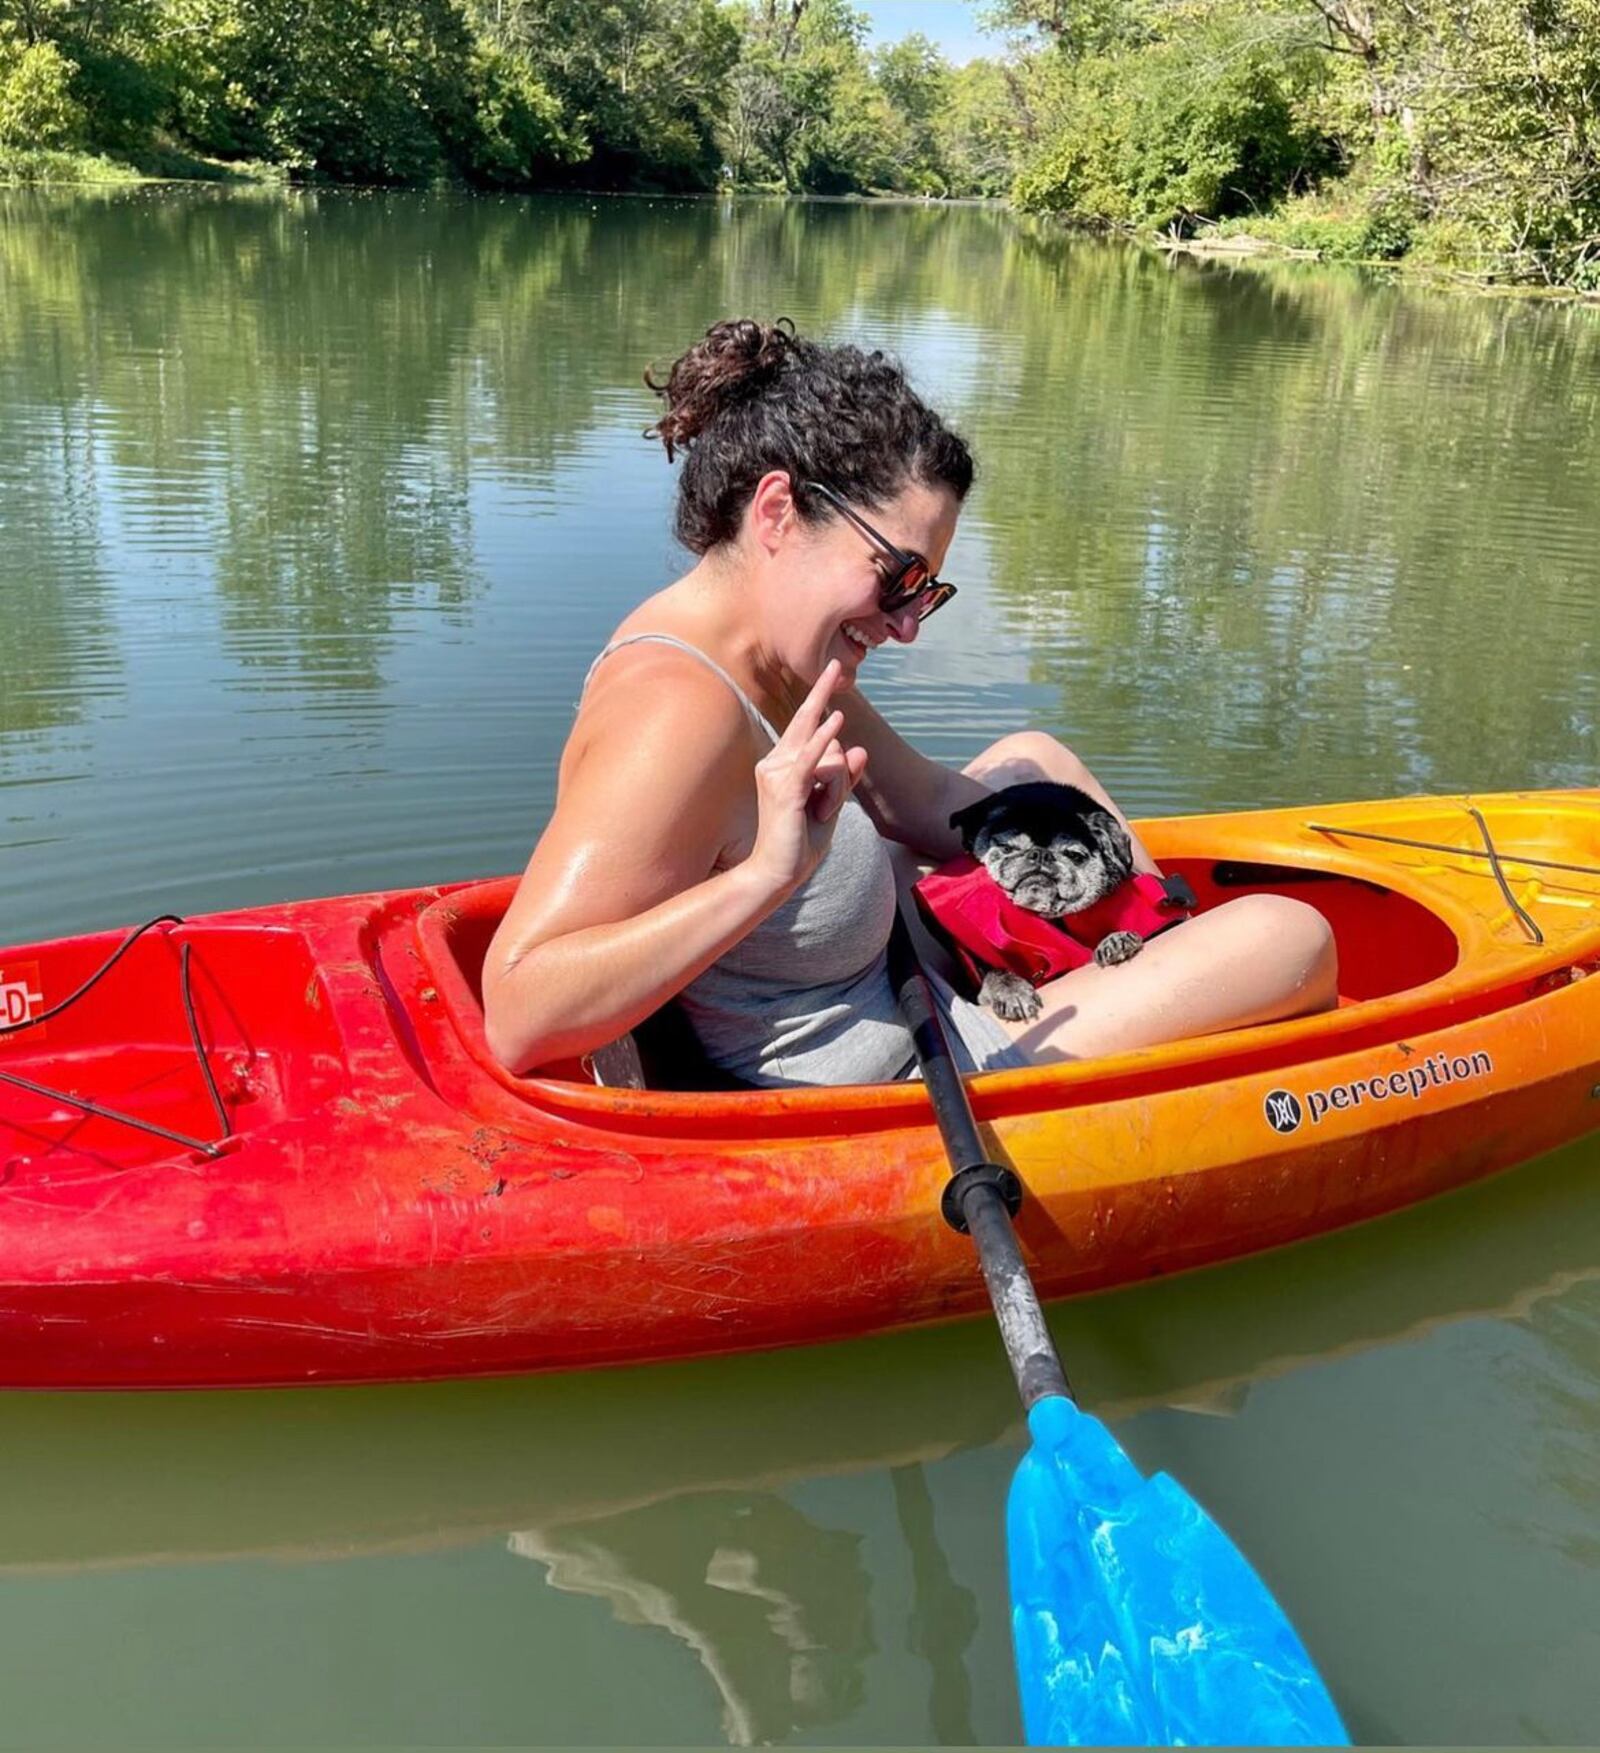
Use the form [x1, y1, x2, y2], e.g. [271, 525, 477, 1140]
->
[948, 780, 1144, 1023]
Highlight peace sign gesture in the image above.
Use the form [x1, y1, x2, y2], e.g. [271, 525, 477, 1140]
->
[748, 660, 869, 898]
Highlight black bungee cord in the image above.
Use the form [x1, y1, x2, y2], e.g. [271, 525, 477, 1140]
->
[0, 916, 231, 1159]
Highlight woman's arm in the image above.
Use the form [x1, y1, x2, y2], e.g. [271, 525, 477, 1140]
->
[837, 686, 991, 859]
[839, 689, 1161, 876]
[485, 856, 790, 1074]
[485, 659, 865, 1075]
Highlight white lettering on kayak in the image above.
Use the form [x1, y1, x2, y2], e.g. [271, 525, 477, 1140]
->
[1264, 1050, 1493, 1135]
[0, 967, 44, 1031]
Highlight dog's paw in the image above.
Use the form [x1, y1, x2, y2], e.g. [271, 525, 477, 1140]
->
[1094, 930, 1144, 967]
[980, 970, 1042, 1022]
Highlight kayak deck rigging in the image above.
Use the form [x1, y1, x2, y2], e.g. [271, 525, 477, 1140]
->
[0, 914, 231, 1158]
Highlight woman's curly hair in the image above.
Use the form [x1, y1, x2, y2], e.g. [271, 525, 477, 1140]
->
[645, 317, 974, 554]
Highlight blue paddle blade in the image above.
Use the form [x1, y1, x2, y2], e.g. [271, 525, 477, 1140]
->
[1008, 1395, 1348, 1747]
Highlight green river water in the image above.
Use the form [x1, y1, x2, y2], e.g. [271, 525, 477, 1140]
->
[1, 187, 1598, 1745]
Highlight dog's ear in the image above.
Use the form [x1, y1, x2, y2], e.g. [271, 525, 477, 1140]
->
[948, 795, 998, 848]
[1085, 808, 1134, 873]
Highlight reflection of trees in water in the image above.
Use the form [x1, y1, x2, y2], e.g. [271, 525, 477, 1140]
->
[925, 228, 1600, 802]
[0, 191, 1018, 717]
[509, 1490, 872, 1746]
[0, 400, 116, 751]
[538, 198, 1597, 801]
[0, 196, 121, 748]
[1, 190, 497, 697]
[2, 188, 1593, 777]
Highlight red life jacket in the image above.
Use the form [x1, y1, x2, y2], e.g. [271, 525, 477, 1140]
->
[913, 858, 1195, 992]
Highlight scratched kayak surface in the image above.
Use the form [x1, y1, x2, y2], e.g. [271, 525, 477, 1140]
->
[1, 188, 1598, 1742]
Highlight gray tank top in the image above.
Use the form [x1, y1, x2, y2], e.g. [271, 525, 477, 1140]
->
[582, 634, 1028, 1088]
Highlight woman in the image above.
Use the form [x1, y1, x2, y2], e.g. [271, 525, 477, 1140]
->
[484, 319, 1336, 1084]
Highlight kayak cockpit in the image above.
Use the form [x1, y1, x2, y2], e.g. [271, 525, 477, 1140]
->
[4, 792, 1597, 1167]
[1179, 857, 1460, 1001]
[409, 855, 1468, 1120]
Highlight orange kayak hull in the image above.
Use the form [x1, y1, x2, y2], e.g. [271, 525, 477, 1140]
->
[2, 789, 1598, 1389]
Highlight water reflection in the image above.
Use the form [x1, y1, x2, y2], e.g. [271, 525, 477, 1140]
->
[0, 1132, 1596, 1740]
[890, 1464, 979, 1746]
[2, 188, 1594, 824]
[0, 401, 116, 755]
[512, 1492, 871, 1745]
[964, 229, 1600, 804]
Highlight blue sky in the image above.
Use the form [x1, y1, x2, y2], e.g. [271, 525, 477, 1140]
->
[858, 0, 998, 63]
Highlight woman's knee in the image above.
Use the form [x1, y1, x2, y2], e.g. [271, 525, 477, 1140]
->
[963, 730, 1094, 791]
[1219, 893, 1339, 1000]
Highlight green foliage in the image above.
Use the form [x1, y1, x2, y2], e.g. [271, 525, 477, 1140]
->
[0, 142, 136, 174]
[1380, 0, 1600, 285]
[6, 0, 170, 149]
[0, 24, 86, 146]
[1218, 193, 1412, 259]
[458, 43, 572, 185]
[1192, 0, 1600, 285]
[245, 0, 490, 181]
[980, 0, 1155, 57]
[718, 0, 883, 193]
[1013, 12, 1335, 230]
[801, 53, 901, 192]
[5, 0, 1597, 286]
[478, 0, 739, 189]
[0, 0, 1021, 202]
[870, 33, 950, 193]
[935, 58, 1031, 197]
[1004, 0, 1600, 284]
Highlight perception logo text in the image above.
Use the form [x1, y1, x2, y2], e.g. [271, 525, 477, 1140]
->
[1264, 1050, 1493, 1134]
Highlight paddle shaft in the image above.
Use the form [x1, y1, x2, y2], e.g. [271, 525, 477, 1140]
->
[889, 917, 1071, 1411]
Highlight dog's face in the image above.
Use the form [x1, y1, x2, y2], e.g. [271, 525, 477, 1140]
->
[949, 782, 1134, 918]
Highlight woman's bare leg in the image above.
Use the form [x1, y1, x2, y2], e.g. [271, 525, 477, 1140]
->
[993, 892, 1339, 1064]
[953, 732, 1339, 1063]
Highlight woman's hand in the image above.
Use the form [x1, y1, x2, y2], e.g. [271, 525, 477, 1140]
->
[748, 659, 869, 898]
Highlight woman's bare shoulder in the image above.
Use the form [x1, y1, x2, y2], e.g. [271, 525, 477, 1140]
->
[563, 632, 761, 795]
[490, 638, 761, 966]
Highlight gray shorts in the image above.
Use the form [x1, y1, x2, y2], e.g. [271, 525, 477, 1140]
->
[898, 963, 1033, 1079]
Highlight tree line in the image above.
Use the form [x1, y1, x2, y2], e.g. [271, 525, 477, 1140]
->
[2, 0, 1597, 285]
[0, 0, 1002, 194]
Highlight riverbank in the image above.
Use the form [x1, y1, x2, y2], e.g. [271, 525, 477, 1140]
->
[0, 145, 285, 186]
[1150, 228, 1600, 305]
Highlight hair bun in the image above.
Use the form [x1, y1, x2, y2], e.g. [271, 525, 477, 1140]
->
[646, 317, 797, 461]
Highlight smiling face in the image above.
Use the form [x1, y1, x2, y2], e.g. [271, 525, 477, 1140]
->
[743, 472, 961, 686]
[951, 782, 1136, 918]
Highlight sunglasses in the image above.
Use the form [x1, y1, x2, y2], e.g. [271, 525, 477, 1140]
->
[803, 481, 957, 623]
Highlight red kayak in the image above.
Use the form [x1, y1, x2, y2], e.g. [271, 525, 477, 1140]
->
[3, 788, 1600, 1389]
